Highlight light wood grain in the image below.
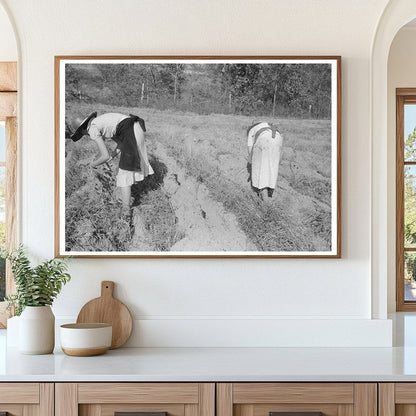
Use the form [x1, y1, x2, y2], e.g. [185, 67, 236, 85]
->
[199, 384, 215, 416]
[395, 383, 416, 403]
[54, 56, 61, 258]
[77, 281, 133, 349]
[252, 403, 338, 416]
[55, 383, 78, 416]
[99, 403, 185, 416]
[233, 383, 354, 404]
[103, 403, 184, 414]
[185, 403, 199, 416]
[5, 116, 17, 294]
[80, 404, 101, 416]
[0, 62, 17, 91]
[38, 383, 54, 416]
[397, 88, 416, 96]
[338, 404, 354, 416]
[216, 384, 232, 416]
[78, 383, 199, 404]
[62, 346, 109, 357]
[236, 404, 253, 416]
[395, 89, 416, 311]
[23, 403, 39, 416]
[234, 404, 242, 416]
[397, 405, 416, 416]
[354, 383, 377, 416]
[0, 61, 17, 327]
[397, 93, 406, 311]
[0, 92, 16, 121]
[0, 404, 23, 416]
[0, 383, 39, 403]
[379, 383, 395, 416]
[0, 116, 17, 327]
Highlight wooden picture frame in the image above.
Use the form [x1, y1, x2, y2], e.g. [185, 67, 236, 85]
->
[55, 56, 341, 258]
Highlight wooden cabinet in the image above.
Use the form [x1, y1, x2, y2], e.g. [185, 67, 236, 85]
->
[0, 383, 53, 416]
[379, 383, 416, 416]
[217, 383, 377, 416]
[0, 380, 410, 416]
[55, 383, 215, 416]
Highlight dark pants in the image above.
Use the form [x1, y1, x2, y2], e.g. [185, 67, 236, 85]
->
[113, 115, 146, 171]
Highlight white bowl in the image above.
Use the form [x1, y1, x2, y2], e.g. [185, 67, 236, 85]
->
[60, 323, 112, 356]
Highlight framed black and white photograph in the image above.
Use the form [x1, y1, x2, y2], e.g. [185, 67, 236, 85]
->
[55, 56, 341, 258]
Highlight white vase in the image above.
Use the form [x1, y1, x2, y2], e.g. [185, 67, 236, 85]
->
[19, 306, 55, 354]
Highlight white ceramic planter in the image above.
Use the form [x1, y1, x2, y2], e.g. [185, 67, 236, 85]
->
[19, 306, 55, 354]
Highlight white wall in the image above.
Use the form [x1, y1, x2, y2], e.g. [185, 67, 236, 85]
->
[387, 26, 416, 312]
[0, 0, 393, 347]
[0, 3, 16, 61]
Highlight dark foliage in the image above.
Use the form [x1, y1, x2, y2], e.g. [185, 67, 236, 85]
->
[65, 62, 332, 118]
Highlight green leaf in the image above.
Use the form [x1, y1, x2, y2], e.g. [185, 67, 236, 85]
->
[5, 245, 71, 315]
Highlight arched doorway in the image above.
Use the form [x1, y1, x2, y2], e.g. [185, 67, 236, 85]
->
[371, 1, 416, 318]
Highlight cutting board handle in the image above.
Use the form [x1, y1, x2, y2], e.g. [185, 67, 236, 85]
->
[101, 281, 115, 298]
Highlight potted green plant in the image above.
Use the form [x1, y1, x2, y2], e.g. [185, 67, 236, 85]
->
[4, 246, 71, 354]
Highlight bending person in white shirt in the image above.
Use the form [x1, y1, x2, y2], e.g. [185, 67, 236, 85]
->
[69, 112, 154, 212]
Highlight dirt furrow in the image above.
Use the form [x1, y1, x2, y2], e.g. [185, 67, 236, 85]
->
[145, 141, 256, 252]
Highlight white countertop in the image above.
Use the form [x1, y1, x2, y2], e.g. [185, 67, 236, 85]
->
[2, 345, 416, 382]
[2, 313, 416, 382]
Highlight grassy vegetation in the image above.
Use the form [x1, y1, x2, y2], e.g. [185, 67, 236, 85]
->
[65, 150, 132, 252]
[65, 102, 332, 252]
[65, 122, 181, 252]
[148, 120, 326, 252]
[133, 187, 184, 251]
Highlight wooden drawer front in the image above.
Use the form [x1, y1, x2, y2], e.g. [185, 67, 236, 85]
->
[379, 383, 416, 415]
[395, 383, 416, 404]
[236, 403, 346, 416]
[218, 383, 376, 416]
[233, 384, 354, 404]
[0, 383, 53, 416]
[80, 403, 185, 416]
[0, 383, 39, 404]
[78, 383, 199, 404]
[57, 383, 215, 416]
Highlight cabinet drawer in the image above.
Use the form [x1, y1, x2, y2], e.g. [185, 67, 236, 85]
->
[78, 383, 200, 404]
[217, 383, 376, 416]
[56, 383, 215, 416]
[379, 383, 416, 415]
[0, 383, 53, 415]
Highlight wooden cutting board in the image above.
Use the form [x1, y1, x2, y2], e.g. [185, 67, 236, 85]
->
[76, 281, 133, 349]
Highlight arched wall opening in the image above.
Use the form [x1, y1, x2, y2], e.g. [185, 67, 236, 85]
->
[372, 0, 416, 319]
[387, 18, 416, 313]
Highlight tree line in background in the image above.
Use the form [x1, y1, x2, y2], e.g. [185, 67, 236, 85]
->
[65, 63, 332, 118]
